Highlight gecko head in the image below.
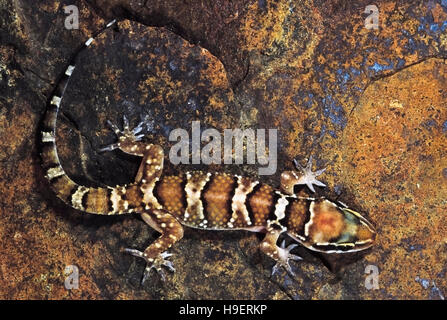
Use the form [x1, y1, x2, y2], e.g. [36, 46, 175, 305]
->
[291, 199, 377, 254]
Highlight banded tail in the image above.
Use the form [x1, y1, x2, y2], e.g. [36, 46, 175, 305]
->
[40, 20, 121, 215]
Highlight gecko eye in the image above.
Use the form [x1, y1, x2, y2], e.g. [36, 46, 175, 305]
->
[305, 199, 376, 253]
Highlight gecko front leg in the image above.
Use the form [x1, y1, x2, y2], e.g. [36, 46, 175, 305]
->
[280, 155, 326, 194]
[125, 209, 184, 283]
[260, 225, 302, 276]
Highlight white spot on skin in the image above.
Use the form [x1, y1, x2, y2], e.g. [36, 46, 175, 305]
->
[85, 37, 94, 46]
[106, 19, 116, 28]
[65, 65, 75, 76]
[230, 178, 258, 227]
[274, 195, 289, 220]
[50, 96, 61, 108]
[71, 186, 89, 210]
[141, 181, 162, 210]
[304, 201, 316, 237]
[110, 188, 121, 213]
[46, 166, 65, 180]
[41, 131, 55, 143]
[184, 173, 210, 222]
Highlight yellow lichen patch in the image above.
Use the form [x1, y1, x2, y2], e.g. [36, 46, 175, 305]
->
[0, 105, 36, 162]
[39, 1, 59, 13]
[241, 1, 290, 53]
[241, 0, 322, 72]
[201, 48, 232, 95]
[340, 58, 447, 299]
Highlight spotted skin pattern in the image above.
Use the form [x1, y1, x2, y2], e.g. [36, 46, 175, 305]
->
[41, 20, 376, 282]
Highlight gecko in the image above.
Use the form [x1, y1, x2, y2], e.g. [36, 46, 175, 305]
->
[40, 20, 376, 283]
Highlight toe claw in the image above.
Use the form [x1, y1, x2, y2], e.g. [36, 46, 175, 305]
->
[271, 263, 281, 276]
[286, 264, 296, 277]
[157, 267, 167, 282]
[288, 254, 303, 261]
[124, 248, 144, 258]
[123, 115, 130, 131]
[99, 143, 120, 153]
[292, 158, 303, 171]
[163, 260, 175, 272]
[107, 120, 121, 135]
[271, 260, 297, 277]
[132, 120, 147, 135]
[141, 267, 151, 285]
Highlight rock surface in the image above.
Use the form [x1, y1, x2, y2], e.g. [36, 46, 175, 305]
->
[0, 0, 446, 299]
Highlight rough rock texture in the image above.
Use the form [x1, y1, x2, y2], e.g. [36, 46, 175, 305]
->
[0, 0, 446, 299]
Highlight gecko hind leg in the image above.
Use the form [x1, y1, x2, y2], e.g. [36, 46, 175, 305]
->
[260, 227, 302, 276]
[99, 115, 147, 154]
[125, 209, 184, 283]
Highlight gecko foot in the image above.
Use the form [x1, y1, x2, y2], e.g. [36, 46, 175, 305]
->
[292, 155, 326, 193]
[271, 240, 302, 276]
[99, 115, 147, 152]
[125, 248, 175, 283]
